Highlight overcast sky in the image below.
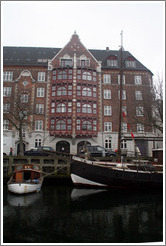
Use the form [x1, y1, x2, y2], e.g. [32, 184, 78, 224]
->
[2, 1, 165, 80]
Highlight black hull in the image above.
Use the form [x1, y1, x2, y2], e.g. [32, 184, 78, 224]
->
[70, 161, 163, 189]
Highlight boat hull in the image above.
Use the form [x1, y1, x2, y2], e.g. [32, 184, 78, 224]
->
[70, 161, 163, 189]
[8, 182, 42, 194]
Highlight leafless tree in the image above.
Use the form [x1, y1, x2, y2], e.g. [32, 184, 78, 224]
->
[3, 88, 33, 155]
[134, 74, 163, 133]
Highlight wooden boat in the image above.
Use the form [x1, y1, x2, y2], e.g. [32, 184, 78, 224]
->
[7, 164, 44, 194]
[70, 156, 163, 189]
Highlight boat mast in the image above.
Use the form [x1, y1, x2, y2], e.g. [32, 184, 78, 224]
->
[118, 31, 123, 161]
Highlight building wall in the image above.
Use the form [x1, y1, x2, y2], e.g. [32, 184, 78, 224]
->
[3, 34, 161, 156]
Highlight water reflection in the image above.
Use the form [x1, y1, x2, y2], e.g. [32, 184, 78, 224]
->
[3, 184, 163, 243]
[7, 192, 42, 207]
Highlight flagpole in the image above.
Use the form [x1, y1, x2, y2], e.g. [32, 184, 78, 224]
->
[118, 31, 123, 161]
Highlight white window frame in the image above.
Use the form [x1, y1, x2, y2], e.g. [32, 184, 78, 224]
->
[121, 140, 127, 149]
[121, 122, 127, 133]
[103, 74, 111, 83]
[38, 72, 46, 82]
[104, 106, 112, 116]
[136, 106, 144, 116]
[118, 90, 126, 100]
[105, 138, 112, 149]
[104, 122, 112, 132]
[134, 76, 142, 85]
[3, 119, 9, 130]
[36, 104, 44, 114]
[137, 123, 144, 133]
[107, 59, 117, 67]
[135, 91, 142, 100]
[82, 71, 92, 81]
[125, 60, 136, 68]
[3, 103, 10, 113]
[118, 75, 125, 84]
[3, 71, 13, 81]
[104, 90, 111, 99]
[3, 87, 12, 97]
[21, 94, 29, 103]
[35, 120, 43, 131]
[35, 138, 42, 147]
[37, 88, 45, 97]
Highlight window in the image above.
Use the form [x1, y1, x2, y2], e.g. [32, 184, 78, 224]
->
[137, 123, 144, 133]
[3, 87, 12, 97]
[134, 76, 142, 85]
[3, 103, 10, 113]
[125, 58, 136, 68]
[3, 71, 13, 81]
[136, 106, 144, 116]
[82, 104, 92, 114]
[77, 59, 90, 67]
[104, 90, 111, 99]
[61, 59, 73, 67]
[105, 138, 112, 149]
[82, 71, 92, 81]
[121, 122, 127, 133]
[37, 88, 45, 97]
[82, 120, 92, 130]
[36, 104, 44, 114]
[104, 122, 112, 132]
[35, 120, 43, 131]
[35, 138, 42, 147]
[3, 120, 9, 130]
[56, 120, 66, 130]
[21, 94, 29, 103]
[107, 56, 117, 67]
[21, 128, 26, 138]
[103, 74, 111, 83]
[57, 86, 67, 96]
[135, 91, 142, 100]
[38, 72, 45, 82]
[19, 111, 27, 119]
[58, 71, 67, 79]
[68, 102, 72, 112]
[82, 87, 92, 97]
[121, 140, 127, 149]
[118, 90, 126, 100]
[118, 75, 125, 84]
[104, 106, 112, 116]
[56, 103, 66, 113]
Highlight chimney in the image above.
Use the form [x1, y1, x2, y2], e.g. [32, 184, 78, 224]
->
[106, 47, 109, 51]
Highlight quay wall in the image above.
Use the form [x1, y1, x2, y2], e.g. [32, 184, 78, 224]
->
[3, 155, 72, 180]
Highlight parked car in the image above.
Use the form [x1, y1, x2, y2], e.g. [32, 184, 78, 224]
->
[24, 148, 49, 156]
[79, 145, 116, 158]
[37, 146, 54, 151]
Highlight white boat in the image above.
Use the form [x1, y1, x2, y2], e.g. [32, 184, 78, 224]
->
[7, 164, 44, 194]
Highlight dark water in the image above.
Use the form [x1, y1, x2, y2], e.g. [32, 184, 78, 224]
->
[3, 181, 163, 244]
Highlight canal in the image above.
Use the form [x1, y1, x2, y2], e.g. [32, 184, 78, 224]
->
[3, 181, 163, 244]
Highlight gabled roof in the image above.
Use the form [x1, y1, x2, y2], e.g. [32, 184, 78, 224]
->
[3, 46, 152, 74]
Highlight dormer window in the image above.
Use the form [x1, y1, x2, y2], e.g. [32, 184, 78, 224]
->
[125, 57, 136, 68]
[61, 59, 73, 67]
[106, 56, 117, 67]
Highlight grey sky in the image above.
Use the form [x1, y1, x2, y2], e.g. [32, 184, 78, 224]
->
[2, 1, 165, 79]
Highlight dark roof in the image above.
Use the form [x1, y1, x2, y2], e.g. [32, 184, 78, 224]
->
[3, 46, 152, 73]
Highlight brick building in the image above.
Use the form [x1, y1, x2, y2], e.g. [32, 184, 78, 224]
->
[3, 33, 159, 156]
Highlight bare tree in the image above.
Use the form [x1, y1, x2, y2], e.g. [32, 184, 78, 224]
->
[133, 74, 163, 133]
[3, 88, 33, 155]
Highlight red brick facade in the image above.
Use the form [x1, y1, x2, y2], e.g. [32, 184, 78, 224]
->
[3, 33, 155, 156]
